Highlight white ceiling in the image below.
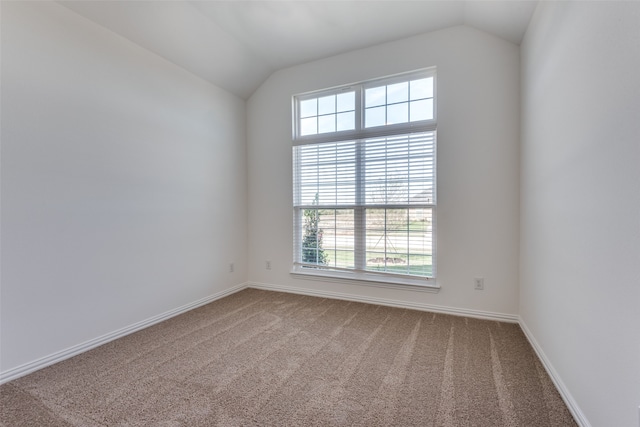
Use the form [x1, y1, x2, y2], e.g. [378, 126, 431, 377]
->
[60, 1, 538, 99]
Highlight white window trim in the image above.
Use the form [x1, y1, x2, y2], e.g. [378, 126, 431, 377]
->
[291, 68, 438, 290]
[290, 267, 440, 292]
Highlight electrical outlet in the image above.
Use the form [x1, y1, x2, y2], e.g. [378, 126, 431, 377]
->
[474, 277, 484, 290]
[266, 260, 271, 270]
[229, 263, 234, 273]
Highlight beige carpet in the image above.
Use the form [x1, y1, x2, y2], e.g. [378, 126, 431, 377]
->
[0, 288, 576, 426]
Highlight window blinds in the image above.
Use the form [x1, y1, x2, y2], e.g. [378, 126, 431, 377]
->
[294, 132, 435, 208]
[293, 131, 435, 278]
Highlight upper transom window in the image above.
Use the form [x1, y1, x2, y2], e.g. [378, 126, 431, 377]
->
[294, 69, 435, 144]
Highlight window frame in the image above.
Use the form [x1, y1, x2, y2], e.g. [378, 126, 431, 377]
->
[291, 68, 438, 290]
[293, 69, 437, 146]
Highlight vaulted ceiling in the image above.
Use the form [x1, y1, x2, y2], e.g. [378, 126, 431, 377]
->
[60, 1, 538, 99]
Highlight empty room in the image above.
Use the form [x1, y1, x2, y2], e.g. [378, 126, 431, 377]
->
[1, 1, 638, 426]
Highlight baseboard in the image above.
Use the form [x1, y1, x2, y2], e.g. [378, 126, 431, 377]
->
[519, 318, 591, 427]
[247, 281, 519, 323]
[0, 282, 249, 385]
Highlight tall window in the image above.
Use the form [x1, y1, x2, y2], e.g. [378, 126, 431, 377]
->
[293, 69, 436, 287]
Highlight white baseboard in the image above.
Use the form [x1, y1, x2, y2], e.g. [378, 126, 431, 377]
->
[0, 282, 249, 385]
[519, 318, 591, 427]
[247, 281, 519, 323]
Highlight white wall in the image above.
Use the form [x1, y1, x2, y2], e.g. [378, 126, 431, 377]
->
[0, 2, 247, 373]
[520, 2, 640, 426]
[247, 26, 521, 317]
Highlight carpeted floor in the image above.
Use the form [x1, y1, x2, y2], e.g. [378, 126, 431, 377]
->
[0, 288, 577, 426]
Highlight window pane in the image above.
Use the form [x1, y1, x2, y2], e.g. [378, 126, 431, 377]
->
[307, 208, 354, 269]
[300, 117, 317, 135]
[366, 207, 384, 225]
[302, 249, 323, 265]
[387, 208, 408, 230]
[337, 92, 355, 112]
[301, 209, 324, 265]
[410, 99, 433, 121]
[387, 102, 408, 125]
[388, 253, 409, 275]
[365, 207, 386, 261]
[365, 209, 409, 274]
[295, 141, 357, 206]
[336, 111, 355, 131]
[410, 77, 433, 100]
[318, 114, 336, 133]
[362, 133, 434, 206]
[318, 95, 336, 115]
[365, 106, 385, 128]
[407, 208, 432, 275]
[365, 86, 385, 108]
[335, 234, 353, 251]
[334, 208, 355, 268]
[366, 249, 386, 262]
[409, 209, 430, 237]
[408, 255, 431, 276]
[300, 98, 317, 118]
[366, 252, 387, 272]
[334, 250, 354, 269]
[364, 160, 387, 203]
[387, 82, 408, 104]
[363, 207, 434, 276]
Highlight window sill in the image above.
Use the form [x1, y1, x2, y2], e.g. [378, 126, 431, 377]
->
[290, 267, 440, 293]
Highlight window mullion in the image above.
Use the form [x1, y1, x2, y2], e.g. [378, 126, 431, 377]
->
[293, 207, 301, 264]
[355, 85, 363, 132]
[354, 139, 365, 271]
[353, 86, 365, 271]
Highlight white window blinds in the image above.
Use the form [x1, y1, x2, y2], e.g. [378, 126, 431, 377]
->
[293, 132, 435, 278]
[294, 133, 434, 208]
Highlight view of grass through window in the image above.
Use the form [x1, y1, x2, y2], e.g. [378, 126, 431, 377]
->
[301, 207, 433, 277]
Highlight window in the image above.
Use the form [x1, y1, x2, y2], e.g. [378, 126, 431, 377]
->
[292, 69, 436, 288]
